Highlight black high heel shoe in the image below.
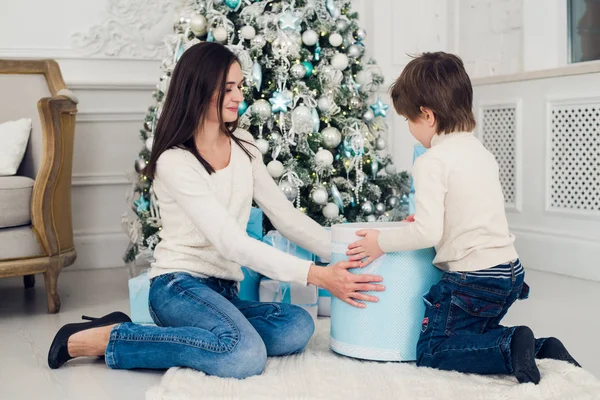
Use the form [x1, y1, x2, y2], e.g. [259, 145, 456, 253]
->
[48, 311, 131, 369]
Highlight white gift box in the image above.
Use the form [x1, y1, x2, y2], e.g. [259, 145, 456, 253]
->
[259, 278, 319, 321]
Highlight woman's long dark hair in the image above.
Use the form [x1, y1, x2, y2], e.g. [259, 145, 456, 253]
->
[144, 42, 254, 178]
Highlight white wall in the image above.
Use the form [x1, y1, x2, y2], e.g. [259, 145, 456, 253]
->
[0, 0, 178, 270]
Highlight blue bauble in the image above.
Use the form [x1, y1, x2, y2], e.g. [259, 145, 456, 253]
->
[225, 0, 241, 10]
[238, 100, 248, 116]
[302, 61, 314, 77]
[206, 31, 215, 42]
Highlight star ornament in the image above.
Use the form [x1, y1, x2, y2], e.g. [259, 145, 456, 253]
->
[279, 10, 301, 32]
[269, 90, 292, 113]
[134, 195, 150, 213]
[370, 98, 389, 117]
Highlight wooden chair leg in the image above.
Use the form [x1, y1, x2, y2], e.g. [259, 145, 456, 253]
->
[43, 259, 62, 313]
[23, 274, 35, 289]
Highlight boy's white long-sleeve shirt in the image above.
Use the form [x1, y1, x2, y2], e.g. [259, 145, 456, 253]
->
[148, 129, 330, 285]
[378, 132, 518, 271]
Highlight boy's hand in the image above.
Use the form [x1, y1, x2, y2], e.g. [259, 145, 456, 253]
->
[403, 214, 415, 222]
[346, 229, 384, 266]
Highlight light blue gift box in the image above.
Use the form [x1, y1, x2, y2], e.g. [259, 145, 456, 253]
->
[238, 207, 265, 301]
[408, 144, 427, 215]
[329, 222, 443, 362]
[128, 270, 154, 324]
[261, 230, 315, 261]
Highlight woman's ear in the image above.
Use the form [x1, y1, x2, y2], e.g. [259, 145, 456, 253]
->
[420, 106, 436, 128]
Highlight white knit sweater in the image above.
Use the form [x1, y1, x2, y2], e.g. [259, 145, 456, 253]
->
[148, 129, 331, 285]
[378, 132, 518, 272]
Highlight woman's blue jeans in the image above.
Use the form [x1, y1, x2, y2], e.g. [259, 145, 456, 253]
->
[105, 272, 315, 379]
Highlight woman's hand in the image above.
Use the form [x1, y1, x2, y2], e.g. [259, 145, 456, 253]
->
[346, 229, 384, 266]
[307, 262, 385, 308]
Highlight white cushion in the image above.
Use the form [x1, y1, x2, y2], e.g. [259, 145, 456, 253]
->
[0, 118, 32, 176]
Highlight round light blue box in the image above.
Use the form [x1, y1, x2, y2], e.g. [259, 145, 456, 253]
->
[330, 222, 443, 362]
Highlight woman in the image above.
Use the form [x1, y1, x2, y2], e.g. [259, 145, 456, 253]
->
[48, 42, 384, 378]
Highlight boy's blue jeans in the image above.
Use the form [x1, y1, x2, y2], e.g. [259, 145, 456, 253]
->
[417, 261, 549, 374]
[105, 272, 315, 378]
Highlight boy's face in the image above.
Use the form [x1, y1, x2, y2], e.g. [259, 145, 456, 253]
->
[406, 109, 437, 148]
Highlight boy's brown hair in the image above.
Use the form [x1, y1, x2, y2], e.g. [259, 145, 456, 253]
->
[390, 52, 476, 134]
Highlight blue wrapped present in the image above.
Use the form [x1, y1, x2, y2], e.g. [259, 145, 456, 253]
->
[128, 270, 154, 324]
[259, 278, 319, 321]
[239, 207, 264, 301]
[329, 222, 443, 362]
[261, 230, 315, 261]
[408, 144, 427, 215]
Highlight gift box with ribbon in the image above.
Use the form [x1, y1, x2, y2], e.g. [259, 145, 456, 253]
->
[259, 278, 319, 321]
[128, 269, 154, 324]
[238, 207, 265, 301]
[408, 144, 427, 215]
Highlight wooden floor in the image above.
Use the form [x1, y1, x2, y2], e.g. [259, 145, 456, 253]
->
[0, 267, 598, 400]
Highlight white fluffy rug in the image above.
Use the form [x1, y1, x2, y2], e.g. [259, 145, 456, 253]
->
[146, 319, 600, 400]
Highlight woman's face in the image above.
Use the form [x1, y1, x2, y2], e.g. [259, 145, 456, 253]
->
[206, 61, 244, 124]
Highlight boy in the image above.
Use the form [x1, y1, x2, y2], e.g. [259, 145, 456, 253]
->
[347, 52, 580, 384]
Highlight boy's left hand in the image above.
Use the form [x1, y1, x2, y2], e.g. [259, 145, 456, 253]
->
[346, 229, 384, 266]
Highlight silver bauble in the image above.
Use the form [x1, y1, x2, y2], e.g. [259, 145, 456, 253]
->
[301, 29, 319, 46]
[321, 126, 342, 148]
[353, 28, 367, 41]
[328, 33, 343, 47]
[134, 158, 146, 173]
[331, 53, 349, 70]
[376, 137, 387, 150]
[145, 136, 154, 152]
[270, 131, 282, 142]
[315, 148, 334, 167]
[335, 18, 349, 31]
[267, 160, 284, 178]
[317, 96, 332, 112]
[386, 195, 401, 209]
[212, 26, 228, 43]
[363, 109, 375, 122]
[240, 25, 256, 40]
[323, 202, 340, 218]
[190, 14, 208, 36]
[279, 180, 298, 202]
[252, 99, 272, 119]
[290, 63, 307, 79]
[311, 187, 329, 205]
[256, 138, 269, 155]
[361, 201, 375, 215]
[251, 34, 267, 48]
[375, 202, 386, 215]
[347, 44, 363, 59]
[385, 163, 397, 175]
[366, 215, 377, 222]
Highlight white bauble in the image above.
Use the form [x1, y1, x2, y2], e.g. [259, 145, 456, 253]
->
[290, 63, 307, 79]
[376, 137, 386, 150]
[323, 203, 340, 218]
[256, 138, 269, 155]
[145, 136, 154, 152]
[252, 99, 272, 119]
[328, 33, 343, 47]
[240, 25, 256, 40]
[302, 29, 319, 46]
[321, 126, 342, 148]
[331, 53, 349, 70]
[279, 180, 298, 202]
[363, 109, 375, 122]
[356, 70, 372, 86]
[190, 14, 208, 36]
[251, 34, 266, 48]
[385, 163, 397, 175]
[317, 96, 331, 112]
[311, 187, 329, 205]
[347, 44, 363, 58]
[292, 105, 312, 125]
[212, 27, 228, 43]
[267, 160, 284, 178]
[315, 148, 334, 167]
[366, 214, 377, 222]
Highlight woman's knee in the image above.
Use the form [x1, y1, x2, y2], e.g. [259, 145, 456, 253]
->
[224, 331, 267, 379]
[271, 305, 315, 356]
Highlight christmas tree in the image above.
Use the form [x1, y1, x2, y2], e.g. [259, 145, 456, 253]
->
[123, 0, 410, 264]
